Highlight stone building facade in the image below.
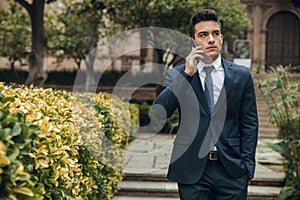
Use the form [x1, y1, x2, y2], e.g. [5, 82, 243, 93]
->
[241, 0, 300, 71]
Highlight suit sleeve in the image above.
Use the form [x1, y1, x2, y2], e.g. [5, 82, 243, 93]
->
[240, 71, 259, 179]
[152, 67, 192, 119]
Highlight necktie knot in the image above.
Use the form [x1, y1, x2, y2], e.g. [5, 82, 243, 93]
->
[203, 66, 213, 74]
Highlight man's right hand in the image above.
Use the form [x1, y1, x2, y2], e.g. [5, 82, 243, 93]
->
[184, 46, 204, 76]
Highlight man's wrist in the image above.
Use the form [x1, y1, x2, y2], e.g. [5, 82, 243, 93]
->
[184, 69, 196, 77]
[181, 70, 193, 81]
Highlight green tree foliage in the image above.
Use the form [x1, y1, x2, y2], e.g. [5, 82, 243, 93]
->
[0, 1, 30, 71]
[46, 2, 93, 69]
[46, 0, 107, 91]
[106, 0, 249, 43]
[47, 0, 107, 66]
[1, 0, 249, 86]
[106, 0, 198, 66]
[106, 0, 249, 70]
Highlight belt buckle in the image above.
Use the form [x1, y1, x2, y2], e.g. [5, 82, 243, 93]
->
[209, 151, 218, 160]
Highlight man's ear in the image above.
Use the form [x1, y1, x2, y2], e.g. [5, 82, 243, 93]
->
[221, 34, 224, 45]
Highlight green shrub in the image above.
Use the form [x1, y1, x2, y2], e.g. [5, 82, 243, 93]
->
[0, 69, 160, 88]
[0, 82, 138, 199]
[134, 101, 176, 133]
[128, 103, 139, 140]
[257, 66, 300, 200]
[0, 70, 27, 84]
[0, 93, 44, 200]
[137, 102, 152, 126]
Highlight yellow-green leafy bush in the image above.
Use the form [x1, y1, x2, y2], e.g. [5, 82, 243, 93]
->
[0, 83, 138, 199]
[0, 92, 44, 200]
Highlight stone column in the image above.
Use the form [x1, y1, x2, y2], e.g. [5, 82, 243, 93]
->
[252, 1, 264, 72]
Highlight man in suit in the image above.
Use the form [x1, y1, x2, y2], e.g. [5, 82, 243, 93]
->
[152, 9, 258, 199]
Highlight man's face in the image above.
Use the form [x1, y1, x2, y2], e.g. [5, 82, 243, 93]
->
[193, 20, 223, 62]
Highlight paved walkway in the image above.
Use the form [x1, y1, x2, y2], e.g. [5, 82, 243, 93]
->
[114, 133, 285, 200]
[123, 133, 285, 179]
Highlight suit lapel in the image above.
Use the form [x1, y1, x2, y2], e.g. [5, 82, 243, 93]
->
[212, 59, 235, 114]
[182, 58, 236, 114]
[222, 58, 235, 98]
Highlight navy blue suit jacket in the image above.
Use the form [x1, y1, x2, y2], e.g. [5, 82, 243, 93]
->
[152, 58, 258, 184]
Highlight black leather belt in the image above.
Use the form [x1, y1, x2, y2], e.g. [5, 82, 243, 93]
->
[208, 151, 219, 160]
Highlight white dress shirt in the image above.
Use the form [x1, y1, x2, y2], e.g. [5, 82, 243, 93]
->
[197, 55, 224, 152]
[197, 55, 224, 106]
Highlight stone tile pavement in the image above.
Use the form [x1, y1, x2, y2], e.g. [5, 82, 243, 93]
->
[123, 133, 285, 179]
[114, 133, 285, 199]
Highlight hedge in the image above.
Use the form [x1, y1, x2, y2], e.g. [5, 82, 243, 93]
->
[0, 82, 139, 199]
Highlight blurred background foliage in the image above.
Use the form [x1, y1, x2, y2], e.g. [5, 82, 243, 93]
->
[0, 0, 249, 86]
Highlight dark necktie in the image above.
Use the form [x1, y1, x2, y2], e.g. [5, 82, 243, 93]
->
[203, 66, 214, 112]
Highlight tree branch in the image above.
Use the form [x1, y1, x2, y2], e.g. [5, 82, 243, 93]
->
[15, 0, 31, 13]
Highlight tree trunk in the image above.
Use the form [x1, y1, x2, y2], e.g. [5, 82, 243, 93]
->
[140, 29, 147, 69]
[23, 0, 47, 86]
[85, 46, 97, 92]
[9, 59, 15, 72]
[84, 17, 99, 92]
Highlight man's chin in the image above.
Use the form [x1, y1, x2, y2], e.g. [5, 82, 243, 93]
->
[202, 54, 216, 63]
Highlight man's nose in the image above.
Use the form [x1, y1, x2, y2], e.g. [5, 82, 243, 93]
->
[208, 34, 214, 43]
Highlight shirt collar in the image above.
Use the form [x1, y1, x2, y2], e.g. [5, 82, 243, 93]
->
[197, 54, 222, 72]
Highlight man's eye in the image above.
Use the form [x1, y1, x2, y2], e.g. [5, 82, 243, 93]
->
[213, 32, 220, 36]
[199, 33, 207, 37]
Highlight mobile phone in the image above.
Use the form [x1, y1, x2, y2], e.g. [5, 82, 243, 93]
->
[190, 38, 200, 63]
[190, 38, 212, 63]
[191, 38, 198, 47]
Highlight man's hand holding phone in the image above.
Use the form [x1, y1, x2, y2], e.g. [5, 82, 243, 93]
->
[184, 38, 213, 76]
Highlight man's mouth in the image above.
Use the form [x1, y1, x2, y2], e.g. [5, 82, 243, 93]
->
[207, 46, 217, 51]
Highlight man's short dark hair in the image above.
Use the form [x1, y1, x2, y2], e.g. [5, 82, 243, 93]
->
[189, 9, 221, 38]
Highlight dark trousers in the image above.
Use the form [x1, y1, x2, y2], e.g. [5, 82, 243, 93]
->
[178, 159, 248, 200]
